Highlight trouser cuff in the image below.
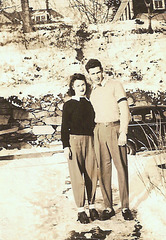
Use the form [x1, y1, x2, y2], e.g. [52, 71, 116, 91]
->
[78, 207, 85, 213]
[89, 204, 95, 209]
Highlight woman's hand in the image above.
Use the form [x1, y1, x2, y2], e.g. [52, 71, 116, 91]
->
[118, 132, 127, 146]
[64, 147, 72, 160]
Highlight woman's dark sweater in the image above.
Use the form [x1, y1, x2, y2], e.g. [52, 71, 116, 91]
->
[61, 97, 95, 148]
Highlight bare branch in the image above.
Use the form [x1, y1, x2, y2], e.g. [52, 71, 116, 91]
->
[69, 0, 106, 23]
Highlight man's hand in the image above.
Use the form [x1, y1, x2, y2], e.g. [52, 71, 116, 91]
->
[118, 132, 127, 146]
[64, 147, 72, 160]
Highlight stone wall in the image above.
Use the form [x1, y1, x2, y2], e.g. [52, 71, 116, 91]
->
[0, 94, 66, 150]
[0, 89, 165, 150]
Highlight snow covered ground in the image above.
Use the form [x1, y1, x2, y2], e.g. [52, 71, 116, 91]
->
[0, 149, 166, 240]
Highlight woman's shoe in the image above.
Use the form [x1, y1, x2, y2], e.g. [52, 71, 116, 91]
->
[77, 211, 90, 224]
[89, 209, 99, 221]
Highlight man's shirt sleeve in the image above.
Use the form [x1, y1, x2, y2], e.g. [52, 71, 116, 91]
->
[115, 81, 130, 134]
[114, 81, 127, 102]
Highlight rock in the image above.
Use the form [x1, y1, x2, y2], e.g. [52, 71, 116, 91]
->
[0, 98, 12, 115]
[32, 126, 55, 135]
[55, 109, 62, 117]
[54, 132, 61, 140]
[0, 115, 10, 125]
[0, 108, 12, 115]
[56, 125, 61, 132]
[19, 142, 32, 149]
[5, 142, 21, 150]
[19, 120, 31, 128]
[13, 109, 32, 120]
[40, 101, 51, 111]
[17, 128, 32, 134]
[28, 112, 35, 118]
[31, 120, 45, 126]
[47, 105, 56, 112]
[32, 110, 50, 119]
[43, 116, 62, 125]
[0, 126, 18, 136]
[46, 134, 53, 139]
[37, 135, 47, 141]
[27, 102, 41, 110]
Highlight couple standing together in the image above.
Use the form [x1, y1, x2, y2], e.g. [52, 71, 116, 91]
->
[61, 59, 133, 224]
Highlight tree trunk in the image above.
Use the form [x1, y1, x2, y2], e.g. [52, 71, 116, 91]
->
[144, 0, 153, 34]
[1, 10, 18, 23]
[147, 5, 153, 33]
[21, 0, 32, 33]
[46, 0, 50, 22]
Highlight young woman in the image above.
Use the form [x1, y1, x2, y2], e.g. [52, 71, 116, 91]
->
[61, 73, 99, 224]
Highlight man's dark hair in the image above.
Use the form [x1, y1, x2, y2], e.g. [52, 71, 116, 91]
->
[68, 73, 90, 97]
[85, 59, 103, 73]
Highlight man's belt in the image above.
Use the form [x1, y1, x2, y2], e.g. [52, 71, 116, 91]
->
[97, 120, 120, 127]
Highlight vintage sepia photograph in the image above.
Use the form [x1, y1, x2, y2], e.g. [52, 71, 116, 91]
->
[0, 0, 166, 239]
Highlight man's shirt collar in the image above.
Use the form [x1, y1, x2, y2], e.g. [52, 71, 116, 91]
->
[101, 78, 109, 87]
[72, 96, 89, 101]
[92, 78, 109, 89]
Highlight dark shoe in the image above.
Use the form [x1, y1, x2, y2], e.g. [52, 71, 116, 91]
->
[100, 208, 115, 221]
[122, 208, 134, 220]
[77, 211, 89, 224]
[89, 209, 99, 221]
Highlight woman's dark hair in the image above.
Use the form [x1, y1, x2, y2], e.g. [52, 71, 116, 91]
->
[68, 73, 91, 97]
[85, 59, 103, 73]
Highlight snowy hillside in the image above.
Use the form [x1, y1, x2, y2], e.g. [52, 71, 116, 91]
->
[0, 18, 166, 100]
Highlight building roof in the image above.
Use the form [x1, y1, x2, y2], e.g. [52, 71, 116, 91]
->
[0, 8, 63, 24]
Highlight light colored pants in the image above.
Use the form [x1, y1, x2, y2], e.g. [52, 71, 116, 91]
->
[94, 123, 129, 209]
[68, 135, 98, 208]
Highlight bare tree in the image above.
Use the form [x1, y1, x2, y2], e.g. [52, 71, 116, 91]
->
[69, 0, 105, 24]
[21, 0, 32, 33]
[144, 0, 153, 33]
[104, 0, 121, 22]
[69, 0, 121, 23]
[46, 0, 50, 22]
[144, 0, 163, 34]
[0, 2, 20, 24]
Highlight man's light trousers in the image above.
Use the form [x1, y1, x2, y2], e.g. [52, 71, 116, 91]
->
[94, 123, 129, 209]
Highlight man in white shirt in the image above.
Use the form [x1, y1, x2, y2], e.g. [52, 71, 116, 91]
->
[85, 59, 133, 221]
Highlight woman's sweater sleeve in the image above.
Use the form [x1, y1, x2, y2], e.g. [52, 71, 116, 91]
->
[61, 102, 70, 148]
